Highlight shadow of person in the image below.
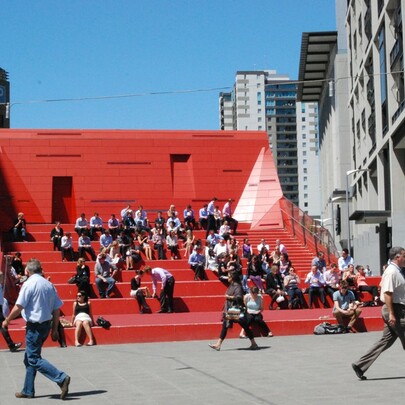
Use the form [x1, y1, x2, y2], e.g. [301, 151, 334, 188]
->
[46, 389, 108, 400]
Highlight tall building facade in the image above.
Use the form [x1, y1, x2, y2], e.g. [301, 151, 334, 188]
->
[298, 6, 351, 253]
[299, 0, 405, 271]
[296, 101, 321, 216]
[0, 67, 10, 128]
[220, 71, 299, 205]
[343, 0, 405, 270]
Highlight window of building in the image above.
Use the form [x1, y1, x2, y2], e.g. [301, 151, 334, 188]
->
[258, 126, 262, 130]
[257, 91, 262, 106]
[304, 202, 308, 208]
[303, 168, 307, 173]
[302, 142, 307, 148]
[303, 159, 307, 165]
[378, 25, 388, 132]
[258, 117, 262, 122]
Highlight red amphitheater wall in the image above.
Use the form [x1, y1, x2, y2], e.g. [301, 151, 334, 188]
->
[0, 129, 283, 229]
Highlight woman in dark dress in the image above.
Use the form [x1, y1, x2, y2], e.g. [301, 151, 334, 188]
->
[209, 271, 259, 351]
[50, 221, 64, 251]
[75, 258, 91, 297]
[130, 270, 151, 313]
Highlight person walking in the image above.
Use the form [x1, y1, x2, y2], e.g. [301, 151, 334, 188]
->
[0, 272, 22, 352]
[2, 258, 71, 399]
[208, 271, 259, 351]
[352, 246, 405, 380]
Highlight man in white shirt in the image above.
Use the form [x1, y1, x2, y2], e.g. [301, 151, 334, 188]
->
[352, 246, 405, 380]
[257, 239, 270, 253]
[338, 248, 354, 272]
[222, 198, 238, 234]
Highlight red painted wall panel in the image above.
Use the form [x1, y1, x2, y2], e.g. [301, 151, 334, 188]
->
[0, 129, 283, 229]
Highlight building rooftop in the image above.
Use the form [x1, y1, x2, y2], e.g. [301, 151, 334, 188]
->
[297, 31, 337, 102]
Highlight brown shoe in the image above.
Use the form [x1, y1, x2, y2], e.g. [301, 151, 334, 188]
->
[60, 376, 70, 400]
[15, 392, 34, 399]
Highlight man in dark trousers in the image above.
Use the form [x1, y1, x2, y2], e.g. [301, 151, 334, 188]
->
[206, 197, 218, 237]
[352, 246, 405, 380]
[143, 266, 175, 313]
[0, 271, 22, 352]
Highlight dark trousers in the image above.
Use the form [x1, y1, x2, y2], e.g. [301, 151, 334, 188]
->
[206, 214, 217, 237]
[354, 304, 405, 374]
[308, 286, 326, 308]
[52, 238, 61, 251]
[135, 290, 150, 311]
[160, 277, 175, 312]
[190, 264, 207, 280]
[184, 218, 196, 230]
[79, 247, 97, 261]
[246, 313, 270, 334]
[0, 305, 15, 348]
[286, 287, 304, 307]
[61, 247, 74, 261]
[219, 315, 254, 340]
[199, 218, 208, 230]
[154, 244, 166, 260]
[325, 286, 339, 300]
[359, 285, 379, 299]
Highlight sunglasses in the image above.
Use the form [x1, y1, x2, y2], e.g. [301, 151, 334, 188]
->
[77, 294, 83, 297]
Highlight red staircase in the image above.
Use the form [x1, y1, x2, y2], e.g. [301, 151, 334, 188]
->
[3, 224, 384, 348]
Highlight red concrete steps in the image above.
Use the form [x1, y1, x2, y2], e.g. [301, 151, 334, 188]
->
[58, 296, 227, 316]
[42, 269, 222, 284]
[55, 280, 228, 300]
[3, 307, 385, 348]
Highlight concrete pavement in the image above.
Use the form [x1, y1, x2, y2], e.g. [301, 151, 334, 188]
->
[0, 331, 404, 404]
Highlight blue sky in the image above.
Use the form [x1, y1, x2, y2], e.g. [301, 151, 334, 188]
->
[2, 0, 336, 130]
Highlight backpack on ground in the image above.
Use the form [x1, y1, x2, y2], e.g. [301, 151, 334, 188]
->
[314, 322, 345, 335]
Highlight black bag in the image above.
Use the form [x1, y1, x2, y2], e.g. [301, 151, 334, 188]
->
[314, 322, 344, 335]
[67, 275, 77, 284]
[96, 316, 111, 329]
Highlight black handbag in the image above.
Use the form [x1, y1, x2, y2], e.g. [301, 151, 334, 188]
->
[67, 275, 77, 284]
[96, 316, 111, 329]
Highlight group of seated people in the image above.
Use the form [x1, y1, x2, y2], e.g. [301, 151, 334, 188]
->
[47, 200, 239, 263]
[307, 250, 380, 308]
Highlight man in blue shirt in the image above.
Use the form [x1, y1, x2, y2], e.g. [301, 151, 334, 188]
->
[333, 280, 361, 332]
[89, 212, 105, 240]
[305, 265, 327, 308]
[2, 258, 70, 399]
[199, 204, 209, 230]
[311, 251, 327, 273]
[188, 247, 207, 280]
